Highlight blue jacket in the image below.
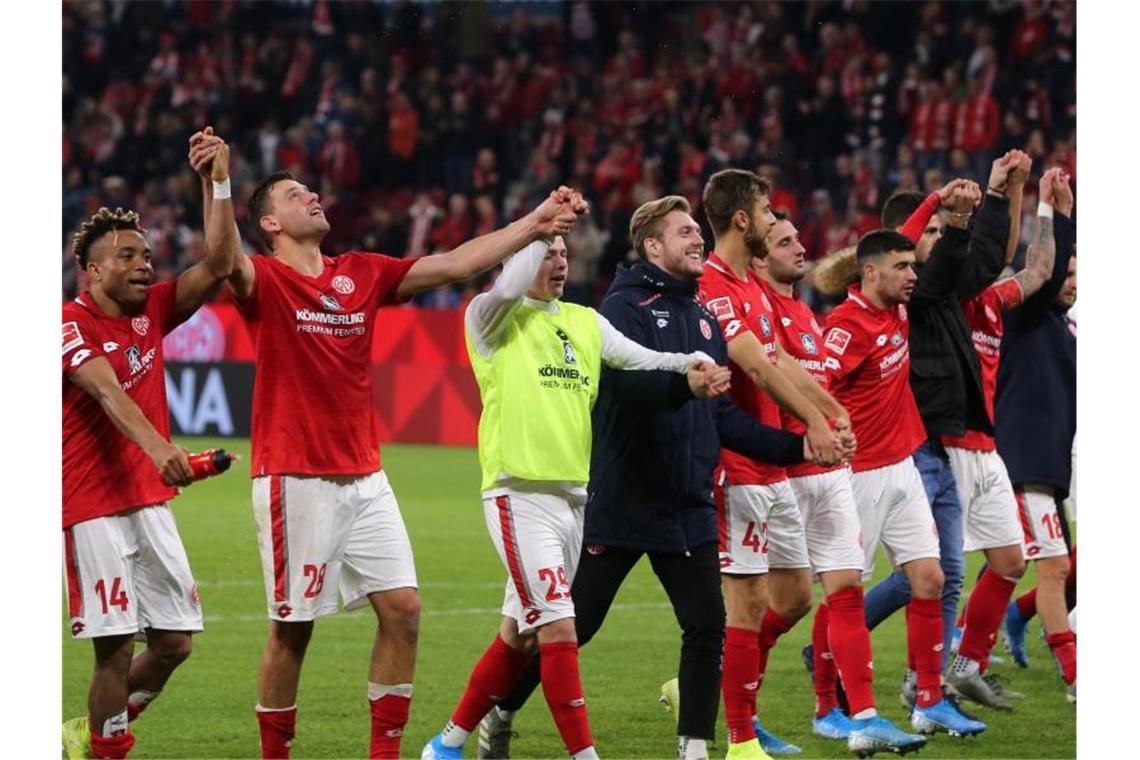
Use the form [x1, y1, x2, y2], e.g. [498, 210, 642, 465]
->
[586, 261, 805, 553]
[995, 213, 1076, 496]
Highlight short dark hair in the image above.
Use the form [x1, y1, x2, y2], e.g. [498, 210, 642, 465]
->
[248, 171, 297, 250]
[71, 207, 145, 268]
[856, 229, 916, 262]
[702, 169, 771, 235]
[881, 191, 926, 230]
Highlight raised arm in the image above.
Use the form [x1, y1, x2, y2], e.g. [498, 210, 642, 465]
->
[1016, 169, 1075, 321]
[464, 239, 549, 357]
[396, 187, 585, 300]
[172, 136, 240, 322]
[188, 127, 256, 303]
[1003, 152, 1033, 268]
[1009, 168, 1060, 301]
[726, 331, 841, 465]
[909, 181, 978, 308]
[68, 357, 193, 486]
[951, 151, 1026, 299]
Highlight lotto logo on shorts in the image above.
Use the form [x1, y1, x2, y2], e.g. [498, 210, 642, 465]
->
[276, 603, 294, 618]
[71, 620, 85, 636]
[190, 585, 201, 607]
[525, 608, 542, 625]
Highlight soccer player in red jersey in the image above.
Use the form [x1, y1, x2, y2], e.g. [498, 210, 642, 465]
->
[935, 168, 1074, 704]
[62, 140, 239, 759]
[753, 217, 926, 755]
[823, 229, 985, 738]
[190, 129, 586, 759]
[697, 169, 852, 759]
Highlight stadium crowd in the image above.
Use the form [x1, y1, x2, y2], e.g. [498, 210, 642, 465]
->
[63, 0, 1075, 308]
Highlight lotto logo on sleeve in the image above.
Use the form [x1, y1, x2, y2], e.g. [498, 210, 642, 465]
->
[825, 327, 852, 355]
[706, 297, 734, 321]
[63, 321, 84, 354]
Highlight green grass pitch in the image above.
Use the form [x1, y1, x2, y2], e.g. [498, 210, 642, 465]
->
[63, 437, 1076, 758]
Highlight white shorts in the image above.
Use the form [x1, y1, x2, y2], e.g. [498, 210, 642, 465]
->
[483, 485, 585, 634]
[946, 447, 1023, 552]
[251, 471, 418, 622]
[788, 469, 865, 574]
[716, 480, 811, 576]
[850, 459, 940, 580]
[1015, 485, 1070, 560]
[64, 505, 202, 639]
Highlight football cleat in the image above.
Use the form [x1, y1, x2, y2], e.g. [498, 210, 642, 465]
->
[910, 698, 987, 737]
[945, 668, 1013, 711]
[751, 718, 801, 755]
[422, 733, 464, 760]
[725, 738, 773, 760]
[982, 672, 1025, 700]
[847, 715, 927, 757]
[62, 716, 92, 760]
[812, 708, 856, 740]
[1066, 681, 1076, 704]
[898, 674, 916, 711]
[660, 677, 680, 719]
[477, 707, 516, 759]
[1002, 601, 1030, 668]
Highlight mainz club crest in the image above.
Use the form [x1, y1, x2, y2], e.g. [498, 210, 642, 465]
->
[332, 275, 355, 295]
[132, 316, 150, 336]
[700, 319, 713, 340]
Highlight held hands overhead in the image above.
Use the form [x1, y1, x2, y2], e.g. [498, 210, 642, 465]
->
[531, 186, 589, 239]
[188, 126, 229, 180]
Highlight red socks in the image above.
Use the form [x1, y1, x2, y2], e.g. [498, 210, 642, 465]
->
[811, 603, 837, 717]
[959, 569, 1018, 664]
[906, 598, 943, 708]
[539, 642, 594, 755]
[1046, 630, 1077, 685]
[827, 587, 875, 716]
[722, 626, 759, 744]
[756, 609, 796, 689]
[452, 635, 532, 730]
[90, 722, 135, 759]
[369, 693, 412, 759]
[257, 706, 297, 759]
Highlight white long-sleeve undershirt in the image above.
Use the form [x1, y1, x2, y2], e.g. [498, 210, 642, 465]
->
[465, 241, 713, 370]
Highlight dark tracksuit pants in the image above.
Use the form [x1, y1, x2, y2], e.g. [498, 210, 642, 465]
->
[497, 540, 725, 740]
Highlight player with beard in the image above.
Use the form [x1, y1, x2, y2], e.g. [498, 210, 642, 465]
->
[697, 169, 854, 759]
[753, 216, 926, 755]
[420, 229, 728, 760]
[189, 128, 587, 759]
[995, 174, 1078, 702]
[471, 197, 821, 760]
[823, 229, 986, 740]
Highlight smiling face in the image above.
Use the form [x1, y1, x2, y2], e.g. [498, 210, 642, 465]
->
[86, 229, 154, 310]
[644, 209, 706, 280]
[258, 178, 330, 247]
[527, 236, 569, 301]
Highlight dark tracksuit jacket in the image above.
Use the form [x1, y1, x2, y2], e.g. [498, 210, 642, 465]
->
[586, 261, 804, 553]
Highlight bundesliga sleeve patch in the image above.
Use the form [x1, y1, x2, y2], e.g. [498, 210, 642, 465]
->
[63, 321, 84, 355]
[824, 327, 852, 356]
[706, 296, 735, 321]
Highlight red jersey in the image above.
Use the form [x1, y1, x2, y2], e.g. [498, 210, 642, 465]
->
[823, 286, 926, 473]
[697, 254, 785, 485]
[758, 278, 839, 479]
[237, 252, 416, 477]
[942, 278, 1024, 452]
[62, 282, 181, 528]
